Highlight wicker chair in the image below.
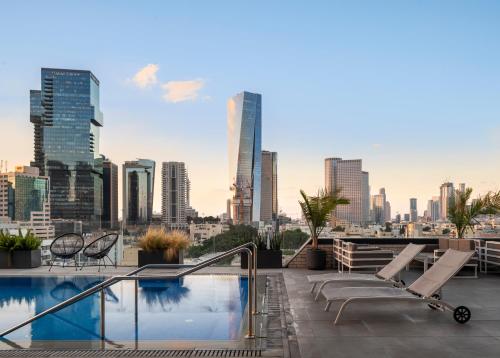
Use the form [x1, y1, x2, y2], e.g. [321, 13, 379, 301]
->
[49, 233, 85, 271]
[80, 233, 119, 272]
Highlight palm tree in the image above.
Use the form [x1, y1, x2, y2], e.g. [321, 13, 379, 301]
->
[299, 189, 349, 249]
[447, 188, 500, 239]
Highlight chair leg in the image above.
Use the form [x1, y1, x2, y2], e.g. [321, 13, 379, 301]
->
[80, 258, 86, 271]
[49, 260, 55, 272]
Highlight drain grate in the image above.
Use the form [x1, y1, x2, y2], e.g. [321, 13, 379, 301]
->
[0, 349, 262, 357]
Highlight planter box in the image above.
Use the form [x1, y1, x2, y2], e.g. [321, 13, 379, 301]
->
[241, 249, 282, 269]
[12, 249, 41, 269]
[0, 250, 11, 268]
[138, 249, 183, 267]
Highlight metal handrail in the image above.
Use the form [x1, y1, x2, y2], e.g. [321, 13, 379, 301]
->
[0, 242, 258, 339]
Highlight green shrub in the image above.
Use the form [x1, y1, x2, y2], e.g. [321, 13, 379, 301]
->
[12, 231, 42, 251]
[0, 232, 17, 251]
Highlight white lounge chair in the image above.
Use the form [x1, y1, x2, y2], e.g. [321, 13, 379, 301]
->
[320, 249, 474, 325]
[308, 243, 425, 300]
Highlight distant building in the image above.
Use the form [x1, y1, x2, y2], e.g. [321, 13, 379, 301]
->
[189, 223, 228, 245]
[371, 188, 388, 225]
[427, 196, 440, 222]
[395, 213, 401, 223]
[410, 198, 418, 222]
[440, 182, 454, 221]
[226, 198, 232, 222]
[228, 91, 262, 225]
[102, 157, 118, 229]
[260, 151, 278, 224]
[30, 68, 103, 229]
[161, 162, 188, 230]
[325, 158, 368, 226]
[459, 183, 466, 193]
[404, 213, 410, 222]
[362, 171, 370, 225]
[122, 159, 155, 226]
[385, 201, 391, 222]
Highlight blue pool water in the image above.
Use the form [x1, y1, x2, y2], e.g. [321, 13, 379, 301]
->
[0, 275, 248, 342]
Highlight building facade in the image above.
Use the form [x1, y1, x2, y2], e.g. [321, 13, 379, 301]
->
[325, 158, 369, 226]
[161, 162, 188, 230]
[102, 157, 118, 229]
[227, 91, 262, 225]
[0, 166, 54, 240]
[440, 182, 454, 221]
[30, 68, 103, 229]
[410, 198, 418, 222]
[361, 171, 370, 224]
[260, 151, 278, 224]
[122, 159, 155, 226]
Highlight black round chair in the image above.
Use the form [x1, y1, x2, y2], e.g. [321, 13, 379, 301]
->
[80, 233, 119, 272]
[49, 233, 85, 271]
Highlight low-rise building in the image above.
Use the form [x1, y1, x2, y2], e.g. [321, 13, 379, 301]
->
[189, 223, 229, 245]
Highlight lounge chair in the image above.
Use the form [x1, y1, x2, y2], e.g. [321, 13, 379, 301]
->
[49, 233, 85, 271]
[308, 243, 425, 299]
[80, 233, 119, 272]
[320, 249, 474, 324]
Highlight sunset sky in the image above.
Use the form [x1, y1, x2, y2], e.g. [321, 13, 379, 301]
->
[1, 0, 499, 218]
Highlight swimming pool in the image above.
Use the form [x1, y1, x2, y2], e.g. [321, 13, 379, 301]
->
[0, 275, 248, 344]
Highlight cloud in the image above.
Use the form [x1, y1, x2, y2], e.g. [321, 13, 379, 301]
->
[132, 64, 159, 89]
[161, 79, 205, 103]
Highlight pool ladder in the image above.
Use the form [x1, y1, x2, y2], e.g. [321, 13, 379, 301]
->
[0, 242, 259, 341]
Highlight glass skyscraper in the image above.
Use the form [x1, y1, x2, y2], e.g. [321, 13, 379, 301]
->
[227, 91, 262, 225]
[122, 159, 155, 226]
[30, 68, 103, 228]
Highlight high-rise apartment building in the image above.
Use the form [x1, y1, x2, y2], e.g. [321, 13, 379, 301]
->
[385, 201, 391, 222]
[325, 158, 368, 225]
[440, 182, 454, 221]
[260, 151, 278, 224]
[123, 159, 155, 226]
[459, 183, 466, 193]
[410, 198, 418, 222]
[161, 162, 188, 230]
[30, 68, 103, 228]
[227, 91, 262, 225]
[102, 157, 118, 229]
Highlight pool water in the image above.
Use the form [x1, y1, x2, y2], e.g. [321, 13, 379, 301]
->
[0, 275, 248, 342]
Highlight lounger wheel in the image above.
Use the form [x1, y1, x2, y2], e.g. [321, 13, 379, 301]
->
[427, 293, 441, 310]
[453, 306, 471, 324]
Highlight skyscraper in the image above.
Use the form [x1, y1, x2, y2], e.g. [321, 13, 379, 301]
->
[361, 171, 370, 224]
[260, 151, 278, 224]
[30, 68, 103, 228]
[227, 91, 262, 225]
[102, 157, 118, 229]
[122, 159, 155, 226]
[410, 198, 418, 222]
[426, 197, 440, 222]
[440, 182, 454, 221]
[371, 188, 387, 225]
[325, 158, 366, 225]
[385, 201, 391, 222]
[161, 162, 188, 230]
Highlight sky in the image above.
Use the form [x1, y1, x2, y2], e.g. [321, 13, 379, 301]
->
[0, 0, 499, 218]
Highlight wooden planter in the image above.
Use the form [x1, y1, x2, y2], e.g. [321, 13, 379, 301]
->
[12, 249, 41, 269]
[138, 249, 184, 267]
[0, 250, 11, 268]
[241, 249, 282, 269]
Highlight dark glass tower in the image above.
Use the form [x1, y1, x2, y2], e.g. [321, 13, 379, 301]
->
[102, 156, 118, 229]
[30, 68, 103, 229]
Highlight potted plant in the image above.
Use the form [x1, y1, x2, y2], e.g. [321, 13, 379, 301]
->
[299, 189, 349, 270]
[137, 228, 190, 267]
[0, 232, 16, 268]
[241, 233, 283, 269]
[448, 188, 500, 239]
[11, 230, 42, 269]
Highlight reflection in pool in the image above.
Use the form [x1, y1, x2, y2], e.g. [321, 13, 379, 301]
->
[0, 275, 248, 344]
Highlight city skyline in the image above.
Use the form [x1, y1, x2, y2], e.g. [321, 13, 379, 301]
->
[1, 1, 500, 218]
